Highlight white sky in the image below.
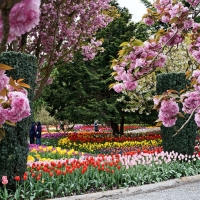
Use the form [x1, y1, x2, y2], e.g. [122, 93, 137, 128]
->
[117, 0, 154, 22]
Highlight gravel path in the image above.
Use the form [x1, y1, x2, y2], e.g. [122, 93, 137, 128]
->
[50, 175, 200, 200]
[98, 181, 200, 200]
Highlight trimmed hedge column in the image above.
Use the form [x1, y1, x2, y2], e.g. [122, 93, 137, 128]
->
[156, 73, 197, 155]
[0, 52, 37, 188]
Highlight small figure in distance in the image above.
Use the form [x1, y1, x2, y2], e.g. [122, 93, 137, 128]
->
[29, 122, 36, 144]
[94, 120, 99, 132]
[35, 121, 42, 145]
[59, 120, 65, 132]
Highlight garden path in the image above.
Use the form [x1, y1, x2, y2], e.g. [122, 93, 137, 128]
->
[50, 175, 200, 200]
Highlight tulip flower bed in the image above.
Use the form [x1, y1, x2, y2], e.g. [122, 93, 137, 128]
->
[28, 145, 85, 162]
[67, 131, 161, 142]
[41, 132, 69, 147]
[1, 152, 200, 199]
[58, 136, 162, 154]
[1, 125, 200, 199]
[41, 125, 162, 151]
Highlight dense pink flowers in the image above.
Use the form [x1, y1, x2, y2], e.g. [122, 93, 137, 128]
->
[0, 70, 9, 91]
[111, 0, 200, 129]
[158, 99, 179, 127]
[186, 0, 200, 7]
[2, 91, 30, 123]
[27, 0, 113, 67]
[0, 88, 30, 125]
[143, 17, 154, 26]
[113, 83, 124, 93]
[189, 37, 200, 63]
[195, 112, 200, 127]
[181, 91, 200, 114]
[82, 38, 103, 61]
[112, 40, 166, 92]
[0, 0, 41, 43]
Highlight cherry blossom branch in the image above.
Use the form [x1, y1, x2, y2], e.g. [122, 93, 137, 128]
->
[132, 28, 178, 81]
[172, 104, 200, 137]
[34, 6, 61, 100]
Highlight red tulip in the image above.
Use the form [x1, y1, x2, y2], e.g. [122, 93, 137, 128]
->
[14, 176, 20, 181]
[49, 172, 54, 177]
[23, 175, 28, 181]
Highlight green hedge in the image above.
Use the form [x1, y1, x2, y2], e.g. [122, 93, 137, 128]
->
[0, 52, 37, 188]
[156, 73, 197, 155]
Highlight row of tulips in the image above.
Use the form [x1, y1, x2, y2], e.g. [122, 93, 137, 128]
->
[28, 144, 163, 162]
[58, 137, 162, 153]
[1, 151, 200, 199]
[28, 144, 87, 162]
[67, 132, 161, 143]
[29, 137, 200, 161]
[74, 125, 148, 132]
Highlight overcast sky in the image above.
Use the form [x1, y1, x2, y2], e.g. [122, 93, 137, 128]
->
[117, 0, 154, 22]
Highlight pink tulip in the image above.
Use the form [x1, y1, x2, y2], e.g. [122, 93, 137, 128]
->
[2, 176, 8, 185]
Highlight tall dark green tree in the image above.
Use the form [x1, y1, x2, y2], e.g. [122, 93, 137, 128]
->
[42, 0, 155, 135]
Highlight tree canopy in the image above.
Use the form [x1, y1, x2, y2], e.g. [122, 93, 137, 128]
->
[42, 1, 156, 134]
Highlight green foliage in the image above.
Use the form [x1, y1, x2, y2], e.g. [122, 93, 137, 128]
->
[42, 3, 140, 127]
[140, 0, 152, 8]
[1, 154, 200, 198]
[0, 52, 37, 188]
[156, 73, 197, 155]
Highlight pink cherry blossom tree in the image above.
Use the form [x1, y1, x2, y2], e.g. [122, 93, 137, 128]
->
[0, 0, 115, 125]
[111, 0, 200, 131]
[0, 0, 115, 100]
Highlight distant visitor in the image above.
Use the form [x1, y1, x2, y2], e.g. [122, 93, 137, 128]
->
[94, 120, 99, 132]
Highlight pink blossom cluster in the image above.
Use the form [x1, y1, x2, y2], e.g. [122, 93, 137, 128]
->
[180, 70, 200, 126]
[0, 70, 30, 125]
[192, 69, 200, 92]
[185, 0, 200, 7]
[159, 28, 184, 46]
[0, 0, 41, 43]
[82, 38, 103, 61]
[142, 0, 200, 60]
[189, 35, 200, 63]
[113, 41, 166, 93]
[181, 91, 200, 114]
[158, 98, 179, 127]
[144, 0, 189, 25]
[1, 91, 30, 123]
[195, 112, 200, 127]
[0, 70, 9, 91]
[22, 0, 113, 93]
[112, 0, 200, 128]
[143, 0, 200, 62]
[0, 91, 30, 125]
[26, 0, 112, 66]
[143, 0, 194, 47]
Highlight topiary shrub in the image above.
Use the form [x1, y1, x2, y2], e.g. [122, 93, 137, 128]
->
[0, 52, 37, 189]
[156, 72, 197, 155]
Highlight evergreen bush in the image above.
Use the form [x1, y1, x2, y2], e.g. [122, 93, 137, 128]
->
[0, 52, 37, 188]
[156, 73, 197, 155]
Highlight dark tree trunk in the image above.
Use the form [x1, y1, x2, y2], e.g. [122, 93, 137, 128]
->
[110, 120, 120, 137]
[120, 116, 125, 135]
